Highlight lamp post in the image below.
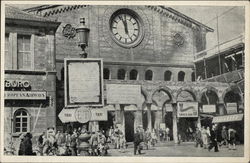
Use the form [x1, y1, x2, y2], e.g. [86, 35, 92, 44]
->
[76, 18, 90, 58]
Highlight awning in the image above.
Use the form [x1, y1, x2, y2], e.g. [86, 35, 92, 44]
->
[212, 114, 243, 123]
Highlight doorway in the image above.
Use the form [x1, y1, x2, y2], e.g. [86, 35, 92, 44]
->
[125, 111, 135, 142]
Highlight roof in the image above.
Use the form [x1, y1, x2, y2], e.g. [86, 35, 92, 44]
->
[23, 5, 213, 32]
[5, 5, 58, 23]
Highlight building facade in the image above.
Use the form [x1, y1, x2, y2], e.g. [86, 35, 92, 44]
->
[4, 5, 60, 152]
[25, 5, 239, 143]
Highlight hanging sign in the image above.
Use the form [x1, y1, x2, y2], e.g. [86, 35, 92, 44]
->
[58, 108, 77, 123]
[75, 106, 91, 123]
[226, 103, 237, 114]
[90, 109, 108, 121]
[202, 105, 216, 113]
[4, 91, 46, 100]
[65, 58, 103, 107]
[177, 102, 198, 117]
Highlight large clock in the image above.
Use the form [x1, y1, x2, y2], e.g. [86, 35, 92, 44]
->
[109, 9, 144, 48]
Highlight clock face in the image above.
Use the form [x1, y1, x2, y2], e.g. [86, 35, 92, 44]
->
[110, 9, 144, 48]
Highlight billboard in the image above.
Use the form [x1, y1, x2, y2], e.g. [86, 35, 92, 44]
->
[65, 58, 103, 107]
[177, 102, 198, 117]
[106, 84, 141, 104]
[202, 105, 216, 113]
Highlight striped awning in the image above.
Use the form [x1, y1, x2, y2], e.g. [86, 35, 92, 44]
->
[212, 114, 243, 123]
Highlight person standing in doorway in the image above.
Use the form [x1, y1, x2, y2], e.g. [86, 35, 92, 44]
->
[134, 128, 143, 155]
[165, 127, 170, 142]
[228, 126, 237, 150]
[220, 126, 228, 148]
[145, 128, 152, 150]
[201, 126, 208, 149]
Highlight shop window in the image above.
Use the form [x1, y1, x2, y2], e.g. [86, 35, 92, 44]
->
[14, 109, 30, 133]
[104, 68, 110, 79]
[164, 70, 172, 81]
[5, 33, 12, 70]
[117, 69, 126, 80]
[130, 69, 138, 80]
[178, 71, 185, 81]
[17, 35, 33, 70]
[191, 72, 195, 81]
[145, 70, 153, 80]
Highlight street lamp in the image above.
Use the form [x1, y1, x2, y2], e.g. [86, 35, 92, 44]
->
[76, 18, 90, 58]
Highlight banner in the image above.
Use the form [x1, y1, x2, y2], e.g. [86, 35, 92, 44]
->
[212, 114, 243, 123]
[202, 105, 216, 113]
[226, 103, 237, 114]
[107, 84, 141, 104]
[65, 58, 103, 107]
[177, 102, 198, 117]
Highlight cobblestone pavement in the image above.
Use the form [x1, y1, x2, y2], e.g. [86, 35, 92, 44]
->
[106, 141, 244, 157]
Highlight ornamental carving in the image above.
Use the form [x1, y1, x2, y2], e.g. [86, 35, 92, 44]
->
[173, 33, 184, 47]
[62, 24, 76, 39]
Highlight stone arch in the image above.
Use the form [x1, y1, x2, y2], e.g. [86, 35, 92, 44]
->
[176, 86, 197, 102]
[198, 86, 219, 103]
[151, 86, 173, 104]
[221, 87, 233, 103]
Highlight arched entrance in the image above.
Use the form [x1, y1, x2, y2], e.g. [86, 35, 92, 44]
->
[125, 111, 135, 142]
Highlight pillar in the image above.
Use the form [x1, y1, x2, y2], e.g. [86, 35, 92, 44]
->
[115, 104, 121, 124]
[154, 110, 162, 132]
[120, 105, 125, 135]
[146, 103, 152, 131]
[172, 103, 178, 144]
[134, 109, 142, 133]
[218, 103, 226, 115]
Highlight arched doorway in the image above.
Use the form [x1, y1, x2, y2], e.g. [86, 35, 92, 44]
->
[125, 111, 135, 142]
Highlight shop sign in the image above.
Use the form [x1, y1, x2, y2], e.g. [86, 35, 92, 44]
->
[107, 84, 141, 104]
[226, 103, 237, 114]
[164, 104, 173, 112]
[90, 109, 107, 121]
[124, 105, 137, 111]
[5, 79, 30, 88]
[177, 102, 198, 117]
[159, 123, 166, 130]
[58, 108, 77, 123]
[65, 58, 103, 107]
[4, 91, 46, 100]
[75, 106, 91, 123]
[212, 114, 243, 123]
[202, 105, 216, 113]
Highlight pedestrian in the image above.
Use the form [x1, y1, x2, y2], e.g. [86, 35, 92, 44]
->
[37, 132, 45, 156]
[18, 133, 26, 155]
[228, 126, 237, 150]
[208, 125, 219, 152]
[113, 126, 120, 149]
[23, 132, 35, 155]
[119, 131, 126, 151]
[145, 128, 152, 150]
[70, 129, 78, 156]
[134, 128, 143, 155]
[201, 126, 208, 149]
[165, 127, 170, 142]
[220, 126, 228, 148]
[89, 132, 99, 156]
[55, 130, 65, 147]
[151, 128, 157, 147]
[194, 127, 203, 148]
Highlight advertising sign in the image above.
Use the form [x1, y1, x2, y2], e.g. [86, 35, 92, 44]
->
[91, 109, 108, 121]
[164, 104, 173, 112]
[226, 103, 238, 114]
[65, 58, 103, 107]
[106, 84, 141, 104]
[212, 114, 243, 123]
[58, 108, 77, 123]
[202, 105, 216, 113]
[159, 123, 166, 130]
[4, 91, 46, 100]
[75, 106, 91, 123]
[177, 102, 198, 117]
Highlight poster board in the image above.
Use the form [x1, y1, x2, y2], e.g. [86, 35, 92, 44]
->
[177, 102, 198, 117]
[64, 58, 103, 107]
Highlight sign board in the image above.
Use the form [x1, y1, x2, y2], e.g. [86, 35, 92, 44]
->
[75, 106, 91, 123]
[124, 105, 137, 111]
[91, 109, 108, 121]
[226, 103, 238, 114]
[5, 80, 30, 88]
[177, 102, 198, 117]
[164, 104, 173, 112]
[65, 58, 103, 107]
[107, 84, 141, 104]
[4, 91, 46, 100]
[159, 123, 166, 130]
[202, 105, 216, 113]
[212, 114, 243, 123]
[58, 108, 77, 123]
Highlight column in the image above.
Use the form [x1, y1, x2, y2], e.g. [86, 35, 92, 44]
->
[218, 103, 226, 115]
[153, 110, 162, 131]
[172, 103, 178, 144]
[134, 109, 142, 133]
[146, 103, 152, 131]
[115, 104, 121, 124]
[120, 105, 125, 135]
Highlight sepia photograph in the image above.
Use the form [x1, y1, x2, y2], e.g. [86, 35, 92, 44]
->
[0, 1, 249, 162]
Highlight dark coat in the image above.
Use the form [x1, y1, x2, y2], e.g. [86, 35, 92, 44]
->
[134, 132, 142, 145]
[23, 137, 33, 155]
[210, 129, 217, 141]
[18, 140, 25, 155]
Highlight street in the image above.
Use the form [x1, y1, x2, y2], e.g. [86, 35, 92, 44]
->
[106, 141, 244, 157]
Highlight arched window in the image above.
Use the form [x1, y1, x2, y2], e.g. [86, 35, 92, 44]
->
[178, 71, 185, 81]
[14, 109, 30, 133]
[117, 69, 126, 80]
[145, 70, 153, 80]
[61, 67, 64, 81]
[191, 72, 195, 82]
[164, 71, 172, 81]
[103, 68, 110, 79]
[130, 69, 138, 80]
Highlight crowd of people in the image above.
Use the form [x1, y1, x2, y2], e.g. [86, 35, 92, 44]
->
[192, 124, 237, 152]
